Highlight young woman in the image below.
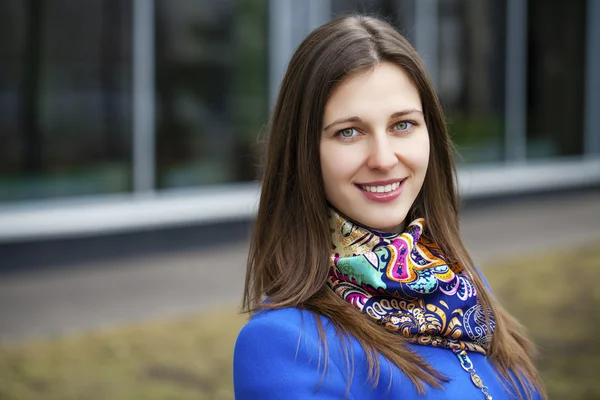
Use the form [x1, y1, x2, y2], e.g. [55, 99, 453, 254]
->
[233, 15, 546, 400]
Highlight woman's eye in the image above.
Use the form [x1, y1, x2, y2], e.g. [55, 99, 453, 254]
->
[337, 128, 357, 138]
[394, 121, 413, 131]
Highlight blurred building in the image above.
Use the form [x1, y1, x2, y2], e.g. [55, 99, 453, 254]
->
[0, 0, 599, 246]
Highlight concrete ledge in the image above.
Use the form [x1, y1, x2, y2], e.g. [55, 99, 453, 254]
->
[0, 157, 599, 243]
[0, 183, 260, 243]
[458, 157, 600, 198]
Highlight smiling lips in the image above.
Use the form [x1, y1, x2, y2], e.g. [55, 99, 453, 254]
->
[356, 178, 406, 202]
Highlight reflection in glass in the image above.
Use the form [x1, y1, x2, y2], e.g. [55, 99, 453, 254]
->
[155, 0, 268, 189]
[0, 0, 133, 202]
[526, 0, 586, 159]
[437, 0, 506, 164]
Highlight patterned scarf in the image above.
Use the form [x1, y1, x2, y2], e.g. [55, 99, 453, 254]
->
[327, 208, 494, 354]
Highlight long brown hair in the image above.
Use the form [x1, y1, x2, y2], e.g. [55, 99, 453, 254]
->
[243, 14, 546, 399]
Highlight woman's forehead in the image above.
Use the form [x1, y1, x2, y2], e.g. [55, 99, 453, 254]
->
[323, 62, 422, 123]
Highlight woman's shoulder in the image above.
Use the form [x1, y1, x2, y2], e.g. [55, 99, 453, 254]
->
[242, 306, 319, 329]
[234, 307, 326, 358]
[244, 306, 312, 323]
[233, 307, 353, 399]
[238, 306, 339, 345]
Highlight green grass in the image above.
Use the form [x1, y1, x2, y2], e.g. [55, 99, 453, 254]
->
[0, 242, 599, 400]
[481, 241, 600, 400]
[0, 308, 247, 400]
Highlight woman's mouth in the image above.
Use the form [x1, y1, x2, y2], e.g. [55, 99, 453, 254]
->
[355, 179, 406, 202]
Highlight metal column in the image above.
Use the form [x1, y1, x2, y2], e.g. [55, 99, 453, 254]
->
[268, 0, 332, 108]
[414, 0, 439, 88]
[504, 0, 528, 162]
[132, 0, 156, 193]
[268, 0, 294, 108]
[585, 0, 600, 156]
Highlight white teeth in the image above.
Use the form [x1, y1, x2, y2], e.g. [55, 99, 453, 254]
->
[360, 181, 402, 193]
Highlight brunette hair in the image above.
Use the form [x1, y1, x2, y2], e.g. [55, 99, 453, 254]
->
[243, 14, 545, 399]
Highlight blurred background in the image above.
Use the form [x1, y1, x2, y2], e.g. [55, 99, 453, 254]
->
[0, 0, 599, 399]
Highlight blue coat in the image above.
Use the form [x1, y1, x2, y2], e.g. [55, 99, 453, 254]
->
[233, 307, 541, 399]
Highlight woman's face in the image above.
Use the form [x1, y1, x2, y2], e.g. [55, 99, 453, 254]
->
[320, 62, 430, 233]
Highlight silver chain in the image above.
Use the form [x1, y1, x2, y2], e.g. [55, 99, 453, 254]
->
[452, 349, 493, 400]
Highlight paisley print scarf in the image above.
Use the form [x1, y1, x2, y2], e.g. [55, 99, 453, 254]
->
[327, 208, 494, 354]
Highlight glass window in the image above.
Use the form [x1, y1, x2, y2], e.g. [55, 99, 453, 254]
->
[437, 0, 507, 164]
[154, 0, 269, 189]
[526, 0, 586, 159]
[0, 0, 133, 203]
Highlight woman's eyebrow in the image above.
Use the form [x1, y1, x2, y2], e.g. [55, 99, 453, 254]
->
[323, 109, 424, 131]
[323, 116, 362, 131]
[389, 109, 423, 119]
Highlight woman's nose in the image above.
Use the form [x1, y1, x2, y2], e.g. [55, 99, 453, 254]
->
[366, 134, 398, 171]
